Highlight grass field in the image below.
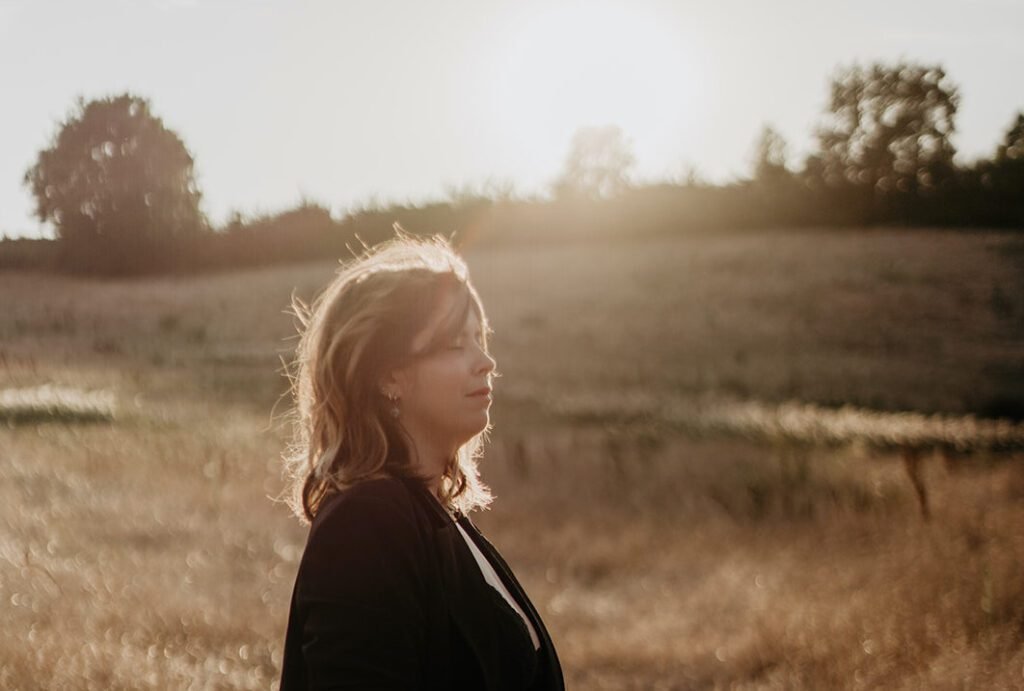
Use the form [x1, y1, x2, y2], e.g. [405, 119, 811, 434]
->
[1, 227, 1023, 689]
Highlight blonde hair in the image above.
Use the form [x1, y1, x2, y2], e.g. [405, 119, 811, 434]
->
[282, 233, 494, 523]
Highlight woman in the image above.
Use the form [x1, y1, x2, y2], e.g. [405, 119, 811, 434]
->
[278, 233, 564, 690]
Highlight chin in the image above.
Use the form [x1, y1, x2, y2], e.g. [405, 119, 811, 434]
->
[476, 410, 492, 433]
[459, 415, 491, 442]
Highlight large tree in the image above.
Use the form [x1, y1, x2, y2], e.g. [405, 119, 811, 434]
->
[815, 62, 960, 196]
[24, 93, 207, 274]
[553, 125, 635, 200]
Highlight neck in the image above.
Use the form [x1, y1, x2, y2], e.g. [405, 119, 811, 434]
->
[399, 423, 457, 498]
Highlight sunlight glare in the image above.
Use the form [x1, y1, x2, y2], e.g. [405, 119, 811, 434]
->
[484, 2, 708, 182]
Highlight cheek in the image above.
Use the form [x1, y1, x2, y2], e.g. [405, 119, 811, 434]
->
[406, 361, 462, 408]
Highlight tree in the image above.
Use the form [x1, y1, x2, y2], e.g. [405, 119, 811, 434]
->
[995, 112, 1024, 163]
[24, 93, 207, 274]
[553, 125, 635, 199]
[981, 112, 1024, 225]
[815, 62, 959, 196]
[751, 124, 790, 183]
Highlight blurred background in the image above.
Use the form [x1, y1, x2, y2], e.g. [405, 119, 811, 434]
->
[1, 0, 1023, 688]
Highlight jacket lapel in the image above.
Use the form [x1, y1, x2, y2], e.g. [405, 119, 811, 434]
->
[403, 479, 514, 689]
[402, 478, 563, 690]
[458, 516, 565, 690]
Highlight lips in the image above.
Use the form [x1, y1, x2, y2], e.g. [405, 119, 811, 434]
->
[467, 387, 492, 398]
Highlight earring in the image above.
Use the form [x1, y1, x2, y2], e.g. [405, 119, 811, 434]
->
[385, 391, 401, 419]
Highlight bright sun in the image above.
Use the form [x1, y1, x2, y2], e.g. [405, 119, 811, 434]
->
[482, 1, 708, 183]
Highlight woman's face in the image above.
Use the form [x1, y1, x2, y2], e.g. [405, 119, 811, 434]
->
[388, 286, 497, 453]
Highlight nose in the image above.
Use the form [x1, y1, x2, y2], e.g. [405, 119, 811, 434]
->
[474, 347, 497, 376]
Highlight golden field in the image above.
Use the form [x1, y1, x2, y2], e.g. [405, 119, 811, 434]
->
[1, 227, 1023, 689]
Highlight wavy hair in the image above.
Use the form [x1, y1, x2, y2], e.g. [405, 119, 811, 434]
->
[281, 233, 495, 523]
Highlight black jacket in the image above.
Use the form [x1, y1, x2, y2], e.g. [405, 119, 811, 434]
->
[279, 475, 565, 690]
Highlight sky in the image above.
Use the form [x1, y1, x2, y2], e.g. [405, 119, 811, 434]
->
[2, 0, 1022, 239]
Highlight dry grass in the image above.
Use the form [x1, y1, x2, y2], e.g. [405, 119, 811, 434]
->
[1, 227, 1022, 689]
[480, 432, 1024, 689]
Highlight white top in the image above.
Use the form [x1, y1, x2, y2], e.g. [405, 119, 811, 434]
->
[455, 521, 541, 650]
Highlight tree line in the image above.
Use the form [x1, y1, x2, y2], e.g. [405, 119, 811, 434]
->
[3, 60, 1022, 276]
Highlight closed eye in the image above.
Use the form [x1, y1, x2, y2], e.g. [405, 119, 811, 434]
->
[451, 330, 486, 351]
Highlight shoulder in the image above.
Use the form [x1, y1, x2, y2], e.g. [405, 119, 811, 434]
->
[297, 476, 434, 599]
[315, 476, 415, 520]
[314, 475, 424, 524]
[306, 476, 427, 555]
[293, 477, 440, 620]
